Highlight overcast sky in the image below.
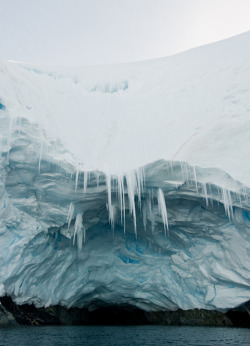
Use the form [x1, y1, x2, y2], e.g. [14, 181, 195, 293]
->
[1, 0, 250, 66]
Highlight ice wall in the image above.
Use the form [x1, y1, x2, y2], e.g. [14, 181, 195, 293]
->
[0, 32, 250, 311]
[0, 110, 249, 311]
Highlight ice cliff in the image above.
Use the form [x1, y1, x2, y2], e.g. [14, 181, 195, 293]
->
[0, 32, 250, 312]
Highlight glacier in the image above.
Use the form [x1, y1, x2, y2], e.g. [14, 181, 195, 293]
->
[0, 32, 250, 313]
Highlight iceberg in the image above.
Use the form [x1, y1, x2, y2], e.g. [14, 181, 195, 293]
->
[0, 32, 249, 312]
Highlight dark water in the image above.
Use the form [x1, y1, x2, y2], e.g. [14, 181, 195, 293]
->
[0, 326, 249, 346]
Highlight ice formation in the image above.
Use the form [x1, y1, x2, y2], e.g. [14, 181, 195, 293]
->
[0, 32, 250, 311]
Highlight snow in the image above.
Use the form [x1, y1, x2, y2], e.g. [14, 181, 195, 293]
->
[0, 31, 250, 183]
[0, 32, 250, 311]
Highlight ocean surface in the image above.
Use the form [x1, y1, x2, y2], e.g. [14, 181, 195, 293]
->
[0, 325, 249, 346]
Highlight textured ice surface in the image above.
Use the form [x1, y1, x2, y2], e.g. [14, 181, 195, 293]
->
[0, 32, 250, 311]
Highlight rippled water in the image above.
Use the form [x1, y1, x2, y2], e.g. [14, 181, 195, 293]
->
[0, 326, 249, 346]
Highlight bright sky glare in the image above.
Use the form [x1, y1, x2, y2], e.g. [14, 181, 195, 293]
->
[1, 0, 250, 66]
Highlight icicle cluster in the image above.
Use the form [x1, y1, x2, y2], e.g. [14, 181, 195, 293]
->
[64, 160, 249, 250]
[105, 168, 145, 238]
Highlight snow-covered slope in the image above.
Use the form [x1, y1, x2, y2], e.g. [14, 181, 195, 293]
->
[0, 32, 249, 311]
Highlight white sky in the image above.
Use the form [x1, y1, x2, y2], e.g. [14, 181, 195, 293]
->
[1, 0, 250, 66]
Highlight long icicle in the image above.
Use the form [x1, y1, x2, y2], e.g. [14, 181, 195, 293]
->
[106, 174, 115, 230]
[157, 188, 169, 236]
[67, 202, 74, 228]
[125, 171, 137, 238]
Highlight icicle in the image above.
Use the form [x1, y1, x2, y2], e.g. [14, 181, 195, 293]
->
[135, 169, 141, 206]
[73, 213, 83, 251]
[193, 166, 198, 193]
[180, 161, 184, 182]
[106, 174, 115, 229]
[67, 202, 74, 228]
[147, 194, 155, 233]
[122, 180, 126, 233]
[180, 161, 189, 183]
[222, 188, 233, 219]
[38, 142, 43, 174]
[157, 188, 169, 236]
[83, 171, 88, 193]
[106, 174, 112, 214]
[135, 167, 144, 210]
[207, 183, 213, 206]
[117, 176, 124, 225]
[77, 225, 83, 250]
[112, 176, 116, 191]
[125, 171, 137, 237]
[118, 175, 126, 233]
[117, 176, 122, 223]
[202, 183, 209, 206]
[75, 168, 79, 192]
[109, 205, 116, 231]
